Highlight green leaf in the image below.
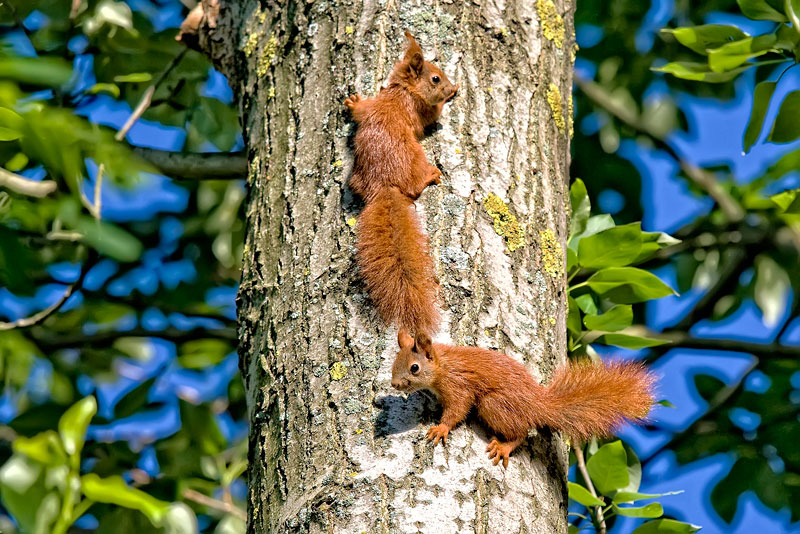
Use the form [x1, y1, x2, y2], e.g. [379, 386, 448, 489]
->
[568, 482, 604, 507]
[614, 490, 683, 504]
[567, 247, 578, 272]
[599, 333, 671, 349]
[81, 474, 170, 526]
[569, 178, 591, 238]
[586, 441, 629, 495]
[744, 81, 777, 152]
[73, 217, 144, 263]
[178, 339, 232, 369]
[634, 231, 680, 263]
[585, 267, 677, 304]
[737, 0, 787, 21]
[13, 431, 66, 466]
[661, 25, 748, 55]
[0, 126, 21, 141]
[0, 454, 56, 533]
[694, 374, 726, 402]
[114, 378, 157, 419]
[657, 400, 677, 408]
[613, 502, 664, 518]
[113, 73, 154, 83]
[163, 503, 199, 534]
[58, 396, 97, 457]
[652, 61, 751, 83]
[0, 57, 73, 86]
[575, 294, 598, 315]
[770, 188, 800, 212]
[578, 223, 643, 269]
[568, 214, 615, 251]
[87, 83, 121, 98]
[754, 255, 790, 326]
[768, 91, 800, 143]
[583, 305, 633, 332]
[633, 519, 701, 533]
[707, 34, 777, 72]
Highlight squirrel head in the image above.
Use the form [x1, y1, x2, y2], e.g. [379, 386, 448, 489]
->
[389, 32, 458, 125]
[391, 328, 437, 393]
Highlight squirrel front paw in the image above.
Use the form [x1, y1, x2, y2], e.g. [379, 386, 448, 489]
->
[426, 424, 449, 446]
[486, 438, 512, 468]
[427, 167, 442, 186]
[344, 94, 363, 110]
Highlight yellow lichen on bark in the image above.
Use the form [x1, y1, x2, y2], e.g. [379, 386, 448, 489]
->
[547, 84, 566, 134]
[539, 229, 563, 278]
[484, 193, 526, 252]
[537, 0, 565, 49]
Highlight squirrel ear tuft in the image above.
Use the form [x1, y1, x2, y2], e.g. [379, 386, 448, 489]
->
[403, 32, 424, 76]
[414, 333, 433, 358]
[398, 328, 414, 350]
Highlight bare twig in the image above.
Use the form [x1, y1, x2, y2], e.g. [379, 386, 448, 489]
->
[0, 167, 57, 198]
[69, 0, 83, 19]
[134, 148, 247, 180]
[183, 489, 246, 521]
[575, 76, 745, 223]
[79, 163, 104, 219]
[574, 446, 607, 534]
[115, 49, 188, 142]
[0, 251, 95, 331]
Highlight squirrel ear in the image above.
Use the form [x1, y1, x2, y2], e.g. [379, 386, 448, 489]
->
[398, 328, 414, 350]
[414, 333, 433, 359]
[403, 32, 424, 76]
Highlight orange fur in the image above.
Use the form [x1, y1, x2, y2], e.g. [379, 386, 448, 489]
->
[357, 188, 440, 335]
[344, 32, 457, 203]
[391, 332, 656, 467]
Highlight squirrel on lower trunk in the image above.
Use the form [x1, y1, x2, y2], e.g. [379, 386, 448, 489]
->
[391, 329, 656, 467]
[344, 32, 457, 336]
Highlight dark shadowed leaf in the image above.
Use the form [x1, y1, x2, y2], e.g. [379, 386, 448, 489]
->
[570, 178, 591, 238]
[632, 519, 701, 533]
[584, 305, 633, 332]
[599, 333, 670, 349]
[737, 0, 786, 21]
[768, 91, 800, 143]
[743, 81, 777, 152]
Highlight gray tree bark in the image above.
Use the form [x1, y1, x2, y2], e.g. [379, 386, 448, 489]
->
[190, 1, 575, 532]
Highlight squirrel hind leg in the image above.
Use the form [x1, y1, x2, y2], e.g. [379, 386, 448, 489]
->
[486, 437, 524, 468]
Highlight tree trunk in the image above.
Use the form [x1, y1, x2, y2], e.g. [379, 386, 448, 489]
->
[190, 1, 574, 532]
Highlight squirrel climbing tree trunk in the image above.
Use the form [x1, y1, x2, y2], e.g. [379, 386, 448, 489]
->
[185, 0, 575, 532]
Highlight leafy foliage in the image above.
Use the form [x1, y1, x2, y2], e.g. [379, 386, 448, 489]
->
[0, 1, 245, 532]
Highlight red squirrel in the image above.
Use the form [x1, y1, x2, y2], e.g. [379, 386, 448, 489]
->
[345, 32, 457, 335]
[344, 31, 458, 203]
[391, 330, 655, 467]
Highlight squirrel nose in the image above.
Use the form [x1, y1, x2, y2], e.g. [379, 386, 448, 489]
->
[391, 378, 403, 390]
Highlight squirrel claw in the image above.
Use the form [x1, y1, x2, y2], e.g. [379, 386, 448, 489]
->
[426, 424, 449, 446]
[486, 438, 511, 468]
[344, 94, 363, 110]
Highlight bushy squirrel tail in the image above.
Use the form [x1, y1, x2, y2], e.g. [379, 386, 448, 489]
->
[356, 188, 440, 335]
[534, 359, 655, 443]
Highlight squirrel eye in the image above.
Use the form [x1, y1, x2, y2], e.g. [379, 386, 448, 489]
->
[410, 363, 420, 374]
[432, 75, 440, 84]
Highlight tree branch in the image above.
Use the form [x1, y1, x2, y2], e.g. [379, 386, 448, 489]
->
[574, 447, 607, 534]
[0, 167, 57, 198]
[115, 49, 187, 142]
[183, 489, 246, 521]
[134, 148, 247, 180]
[575, 76, 745, 223]
[30, 326, 237, 349]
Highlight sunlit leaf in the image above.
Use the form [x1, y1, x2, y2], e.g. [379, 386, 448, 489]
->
[81, 474, 170, 525]
[652, 61, 751, 82]
[614, 490, 683, 503]
[613, 502, 664, 518]
[585, 267, 677, 303]
[58, 396, 97, 457]
[632, 519, 701, 533]
[707, 34, 777, 72]
[586, 441, 629, 495]
[598, 333, 670, 349]
[583, 305, 633, 332]
[754, 254, 790, 326]
[770, 188, 800, 212]
[578, 223, 643, 269]
[12, 431, 66, 466]
[737, 0, 786, 21]
[661, 25, 748, 55]
[569, 178, 591, 238]
[0, 57, 73, 86]
[568, 482, 604, 507]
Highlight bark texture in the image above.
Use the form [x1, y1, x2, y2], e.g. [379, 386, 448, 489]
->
[193, 1, 575, 532]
